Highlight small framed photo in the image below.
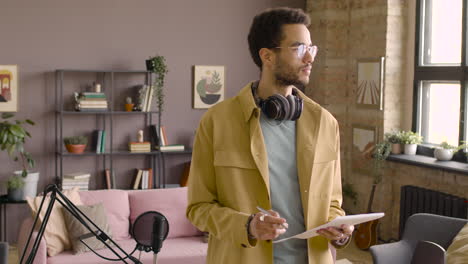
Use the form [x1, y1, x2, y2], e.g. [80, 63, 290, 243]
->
[352, 124, 377, 174]
[356, 57, 385, 110]
[0, 65, 18, 112]
[193, 65, 225, 109]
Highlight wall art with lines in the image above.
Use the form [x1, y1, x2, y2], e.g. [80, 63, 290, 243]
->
[356, 57, 385, 110]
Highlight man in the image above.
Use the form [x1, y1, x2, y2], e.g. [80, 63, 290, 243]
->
[187, 7, 353, 264]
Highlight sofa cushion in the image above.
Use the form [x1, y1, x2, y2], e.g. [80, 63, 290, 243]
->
[63, 202, 113, 254]
[79, 190, 130, 240]
[128, 187, 202, 238]
[446, 223, 468, 264]
[26, 187, 82, 256]
[47, 237, 207, 264]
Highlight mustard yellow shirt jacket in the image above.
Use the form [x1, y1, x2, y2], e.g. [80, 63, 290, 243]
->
[186, 82, 345, 264]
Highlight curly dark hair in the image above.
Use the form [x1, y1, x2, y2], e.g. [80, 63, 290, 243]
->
[248, 7, 311, 69]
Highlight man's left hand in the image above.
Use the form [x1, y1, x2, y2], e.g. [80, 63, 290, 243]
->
[317, 224, 354, 241]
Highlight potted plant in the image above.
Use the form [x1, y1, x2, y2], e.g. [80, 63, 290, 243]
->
[0, 113, 38, 199]
[7, 175, 25, 201]
[434, 141, 468, 161]
[146, 55, 168, 113]
[400, 131, 423, 155]
[384, 130, 403, 154]
[64, 136, 88, 154]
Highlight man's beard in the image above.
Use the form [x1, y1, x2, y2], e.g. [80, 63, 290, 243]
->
[273, 60, 309, 90]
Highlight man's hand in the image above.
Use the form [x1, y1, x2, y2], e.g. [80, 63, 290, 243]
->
[317, 224, 354, 241]
[249, 210, 288, 240]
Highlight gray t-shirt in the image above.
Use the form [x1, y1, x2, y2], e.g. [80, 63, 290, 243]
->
[260, 114, 308, 264]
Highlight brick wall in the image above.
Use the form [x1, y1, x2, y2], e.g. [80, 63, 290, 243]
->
[307, 0, 468, 240]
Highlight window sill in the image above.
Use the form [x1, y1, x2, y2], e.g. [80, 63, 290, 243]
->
[387, 154, 468, 175]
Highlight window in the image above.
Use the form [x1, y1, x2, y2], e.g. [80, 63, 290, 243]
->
[414, 0, 466, 147]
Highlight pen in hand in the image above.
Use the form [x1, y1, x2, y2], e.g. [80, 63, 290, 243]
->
[256, 206, 288, 229]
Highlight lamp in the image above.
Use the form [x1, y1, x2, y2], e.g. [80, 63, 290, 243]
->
[19, 184, 142, 264]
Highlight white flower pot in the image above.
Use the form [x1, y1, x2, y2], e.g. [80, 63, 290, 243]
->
[14, 171, 40, 199]
[434, 148, 453, 161]
[404, 144, 417, 155]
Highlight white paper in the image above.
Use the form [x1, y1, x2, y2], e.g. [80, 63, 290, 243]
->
[273, 212, 384, 243]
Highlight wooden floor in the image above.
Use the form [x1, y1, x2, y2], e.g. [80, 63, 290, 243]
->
[9, 238, 373, 264]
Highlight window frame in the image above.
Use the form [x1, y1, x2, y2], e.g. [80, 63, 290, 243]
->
[413, 0, 468, 150]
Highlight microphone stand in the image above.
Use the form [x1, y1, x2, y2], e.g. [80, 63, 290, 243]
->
[19, 184, 142, 264]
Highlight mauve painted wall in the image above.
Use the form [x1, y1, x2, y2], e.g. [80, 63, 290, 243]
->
[0, 0, 304, 243]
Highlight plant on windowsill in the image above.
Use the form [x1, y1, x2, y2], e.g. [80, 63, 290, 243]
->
[0, 112, 38, 200]
[400, 131, 423, 155]
[64, 136, 88, 154]
[433, 141, 468, 161]
[384, 130, 404, 155]
[146, 55, 168, 114]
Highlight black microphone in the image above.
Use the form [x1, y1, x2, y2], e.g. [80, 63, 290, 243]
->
[151, 215, 167, 254]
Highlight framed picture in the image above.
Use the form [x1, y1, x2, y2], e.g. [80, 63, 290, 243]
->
[0, 65, 18, 112]
[356, 57, 385, 110]
[352, 124, 377, 174]
[193, 65, 225, 109]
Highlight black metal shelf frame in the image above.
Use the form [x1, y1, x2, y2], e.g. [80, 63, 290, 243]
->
[54, 69, 164, 189]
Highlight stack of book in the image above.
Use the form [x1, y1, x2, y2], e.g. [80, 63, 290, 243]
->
[92, 129, 107, 153]
[62, 172, 90, 191]
[74, 92, 108, 111]
[129, 141, 151, 152]
[132, 168, 153, 189]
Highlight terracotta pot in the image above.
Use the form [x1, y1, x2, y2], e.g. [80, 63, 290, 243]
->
[391, 143, 402, 154]
[65, 144, 86, 154]
[125, 103, 134, 112]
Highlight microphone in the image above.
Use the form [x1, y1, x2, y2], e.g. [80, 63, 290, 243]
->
[132, 211, 169, 263]
[151, 215, 167, 254]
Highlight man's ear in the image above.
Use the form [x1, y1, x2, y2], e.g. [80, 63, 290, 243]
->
[259, 48, 275, 68]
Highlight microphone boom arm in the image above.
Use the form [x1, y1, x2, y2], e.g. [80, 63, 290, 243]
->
[19, 184, 142, 264]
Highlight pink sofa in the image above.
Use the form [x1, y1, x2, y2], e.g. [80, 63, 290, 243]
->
[17, 187, 207, 264]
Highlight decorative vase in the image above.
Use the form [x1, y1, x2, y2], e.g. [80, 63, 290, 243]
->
[391, 144, 402, 154]
[404, 144, 418, 155]
[434, 148, 453, 161]
[145, 60, 154, 71]
[65, 144, 86, 154]
[125, 103, 134, 112]
[13, 171, 40, 199]
[7, 188, 23, 201]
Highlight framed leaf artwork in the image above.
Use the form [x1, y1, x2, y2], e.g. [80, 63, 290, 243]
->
[193, 65, 225, 109]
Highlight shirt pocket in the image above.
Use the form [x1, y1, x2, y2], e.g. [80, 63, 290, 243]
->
[214, 150, 256, 169]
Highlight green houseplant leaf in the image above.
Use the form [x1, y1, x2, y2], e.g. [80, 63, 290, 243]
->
[0, 113, 35, 177]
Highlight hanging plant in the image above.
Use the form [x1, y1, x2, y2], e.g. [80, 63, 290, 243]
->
[146, 55, 169, 113]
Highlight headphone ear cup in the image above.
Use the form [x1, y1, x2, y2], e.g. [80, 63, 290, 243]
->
[273, 95, 290, 120]
[292, 96, 303, 120]
[286, 95, 296, 121]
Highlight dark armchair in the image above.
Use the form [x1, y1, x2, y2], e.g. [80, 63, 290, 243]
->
[370, 213, 467, 264]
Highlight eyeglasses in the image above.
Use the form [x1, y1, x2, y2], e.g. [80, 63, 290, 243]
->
[274, 44, 318, 59]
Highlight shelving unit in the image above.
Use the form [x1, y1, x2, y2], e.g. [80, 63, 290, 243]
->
[54, 69, 165, 189]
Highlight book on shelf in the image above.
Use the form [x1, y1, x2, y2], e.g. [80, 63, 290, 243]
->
[105, 169, 111, 189]
[78, 101, 108, 106]
[63, 172, 91, 180]
[95, 130, 103, 153]
[160, 144, 185, 152]
[132, 169, 143, 190]
[159, 126, 168, 146]
[145, 85, 154, 112]
[80, 92, 106, 98]
[149, 125, 160, 150]
[100, 130, 106, 153]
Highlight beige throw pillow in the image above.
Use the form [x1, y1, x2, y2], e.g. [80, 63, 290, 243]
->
[446, 223, 468, 264]
[26, 187, 82, 256]
[63, 203, 112, 254]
